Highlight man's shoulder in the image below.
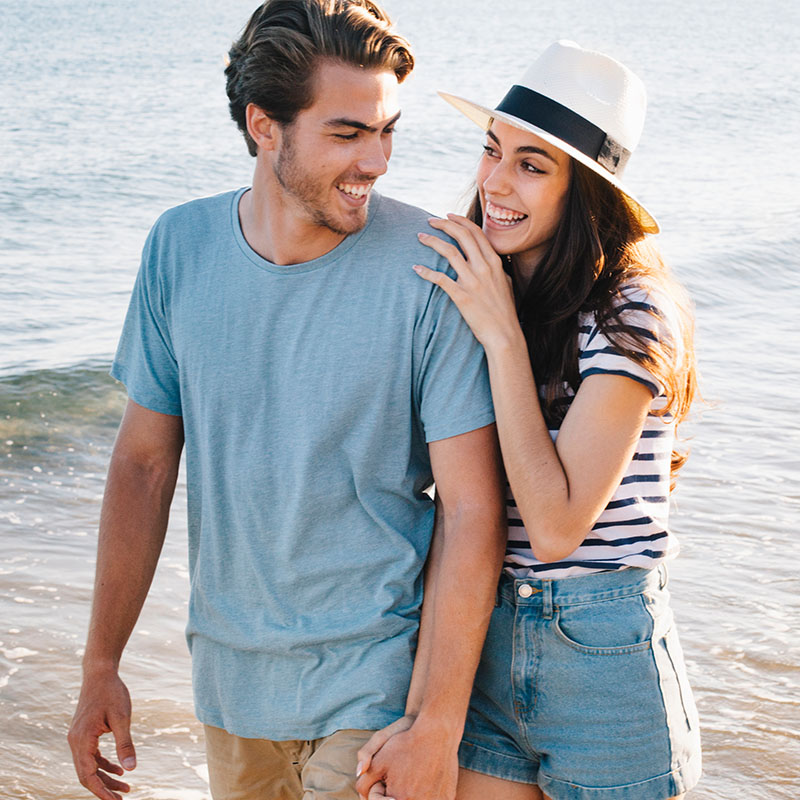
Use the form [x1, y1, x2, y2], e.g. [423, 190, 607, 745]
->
[365, 193, 455, 276]
[371, 193, 434, 232]
[150, 188, 241, 240]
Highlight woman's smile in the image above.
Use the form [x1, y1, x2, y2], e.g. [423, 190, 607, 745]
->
[484, 199, 528, 227]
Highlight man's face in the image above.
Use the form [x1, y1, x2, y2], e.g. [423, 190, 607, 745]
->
[273, 60, 401, 236]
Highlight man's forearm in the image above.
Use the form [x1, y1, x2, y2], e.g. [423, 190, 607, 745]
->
[404, 498, 444, 716]
[355, 501, 504, 800]
[83, 447, 179, 672]
[355, 426, 504, 800]
[412, 500, 505, 738]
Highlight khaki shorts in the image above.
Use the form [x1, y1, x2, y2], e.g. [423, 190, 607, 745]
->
[204, 724, 375, 800]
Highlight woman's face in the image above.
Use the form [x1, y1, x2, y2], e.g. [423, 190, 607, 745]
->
[476, 120, 571, 271]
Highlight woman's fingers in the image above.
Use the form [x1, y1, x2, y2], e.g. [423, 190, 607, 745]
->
[426, 217, 486, 268]
[447, 213, 504, 264]
[417, 231, 468, 278]
[412, 265, 463, 304]
[429, 215, 503, 272]
[368, 781, 390, 800]
[356, 716, 412, 777]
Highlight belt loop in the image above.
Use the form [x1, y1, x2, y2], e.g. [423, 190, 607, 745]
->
[659, 563, 669, 590]
[542, 581, 553, 619]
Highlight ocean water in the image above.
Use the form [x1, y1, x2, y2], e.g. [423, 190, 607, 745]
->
[1, 0, 799, 798]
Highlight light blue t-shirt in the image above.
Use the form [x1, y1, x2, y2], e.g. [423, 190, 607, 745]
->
[111, 188, 495, 739]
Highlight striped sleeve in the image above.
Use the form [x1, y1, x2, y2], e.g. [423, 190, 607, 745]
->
[578, 286, 677, 398]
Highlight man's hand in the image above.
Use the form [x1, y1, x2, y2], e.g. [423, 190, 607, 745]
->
[68, 667, 137, 800]
[356, 713, 416, 781]
[355, 717, 459, 800]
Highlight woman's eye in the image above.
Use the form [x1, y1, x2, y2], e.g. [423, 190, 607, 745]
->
[482, 144, 499, 158]
[522, 161, 544, 174]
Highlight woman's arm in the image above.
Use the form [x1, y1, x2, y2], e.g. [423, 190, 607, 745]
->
[484, 333, 652, 561]
[415, 214, 654, 562]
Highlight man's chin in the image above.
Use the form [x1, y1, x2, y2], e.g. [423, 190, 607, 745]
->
[343, 207, 370, 234]
[317, 204, 370, 237]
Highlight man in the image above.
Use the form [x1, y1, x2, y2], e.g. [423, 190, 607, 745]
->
[67, 2, 506, 799]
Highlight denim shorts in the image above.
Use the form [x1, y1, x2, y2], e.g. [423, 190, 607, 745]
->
[459, 566, 702, 799]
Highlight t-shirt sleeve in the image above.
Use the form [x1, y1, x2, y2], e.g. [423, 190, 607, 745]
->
[415, 264, 496, 443]
[578, 286, 679, 398]
[110, 221, 182, 416]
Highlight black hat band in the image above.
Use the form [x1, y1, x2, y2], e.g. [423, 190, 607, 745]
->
[495, 85, 631, 175]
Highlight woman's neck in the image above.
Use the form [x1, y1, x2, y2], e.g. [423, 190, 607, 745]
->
[511, 250, 542, 296]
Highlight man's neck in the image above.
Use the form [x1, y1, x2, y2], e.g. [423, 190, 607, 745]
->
[238, 167, 348, 267]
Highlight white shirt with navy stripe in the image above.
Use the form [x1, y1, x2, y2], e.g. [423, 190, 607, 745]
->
[505, 286, 681, 579]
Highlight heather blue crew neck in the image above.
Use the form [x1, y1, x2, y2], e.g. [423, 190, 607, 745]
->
[229, 186, 382, 275]
[111, 188, 494, 739]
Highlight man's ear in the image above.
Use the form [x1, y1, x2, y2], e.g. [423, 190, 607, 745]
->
[246, 104, 280, 153]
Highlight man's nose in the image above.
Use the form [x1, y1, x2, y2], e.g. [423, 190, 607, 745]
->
[355, 137, 390, 177]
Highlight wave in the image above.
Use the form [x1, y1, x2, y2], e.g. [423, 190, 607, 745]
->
[683, 231, 800, 311]
[0, 361, 126, 448]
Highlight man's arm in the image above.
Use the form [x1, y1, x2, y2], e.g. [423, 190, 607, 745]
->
[356, 422, 506, 800]
[68, 399, 184, 800]
[402, 492, 444, 716]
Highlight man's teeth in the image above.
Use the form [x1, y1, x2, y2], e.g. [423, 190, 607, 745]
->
[338, 183, 371, 198]
[487, 202, 527, 225]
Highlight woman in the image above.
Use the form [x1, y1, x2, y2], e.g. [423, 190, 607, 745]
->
[359, 41, 701, 800]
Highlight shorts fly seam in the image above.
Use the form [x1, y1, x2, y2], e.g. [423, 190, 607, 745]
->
[510, 600, 525, 719]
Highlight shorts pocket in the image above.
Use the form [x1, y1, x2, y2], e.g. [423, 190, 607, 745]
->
[553, 594, 654, 655]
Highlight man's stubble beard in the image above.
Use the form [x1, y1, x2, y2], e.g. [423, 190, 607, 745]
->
[273, 134, 369, 237]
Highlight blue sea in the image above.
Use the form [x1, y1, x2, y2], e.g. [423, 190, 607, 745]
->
[1, 0, 799, 797]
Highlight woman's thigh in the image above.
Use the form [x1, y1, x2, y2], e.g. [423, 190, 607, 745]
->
[457, 767, 546, 800]
[457, 767, 684, 800]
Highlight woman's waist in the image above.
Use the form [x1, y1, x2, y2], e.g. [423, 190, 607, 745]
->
[497, 563, 667, 607]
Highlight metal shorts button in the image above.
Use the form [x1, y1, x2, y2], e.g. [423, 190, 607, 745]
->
[518, 584, 534, 598]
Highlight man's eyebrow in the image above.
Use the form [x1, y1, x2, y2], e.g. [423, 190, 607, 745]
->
[324, 110, 402, 132]
[486, 128, 559, 164]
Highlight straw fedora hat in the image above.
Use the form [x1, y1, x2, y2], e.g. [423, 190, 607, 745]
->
[439, 40, 659, 234]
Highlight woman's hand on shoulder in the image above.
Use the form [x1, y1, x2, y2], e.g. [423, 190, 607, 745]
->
[414, 214, 520, 351]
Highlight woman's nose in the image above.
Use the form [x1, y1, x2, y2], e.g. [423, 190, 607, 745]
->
[482, 160, 512, 196]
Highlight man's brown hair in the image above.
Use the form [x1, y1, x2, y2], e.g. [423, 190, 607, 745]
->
[225, 0, 414, 156]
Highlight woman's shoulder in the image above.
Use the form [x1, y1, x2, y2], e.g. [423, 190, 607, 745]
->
[581, 280, 685, 346]
[577, 279, 690, 398]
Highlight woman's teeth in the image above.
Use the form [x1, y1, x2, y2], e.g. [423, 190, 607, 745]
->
[486, 201, 527, 226]
[337, 183, 371, 198]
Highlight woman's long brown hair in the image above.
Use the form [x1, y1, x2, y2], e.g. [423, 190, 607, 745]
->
[468, 159, 697, 487]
